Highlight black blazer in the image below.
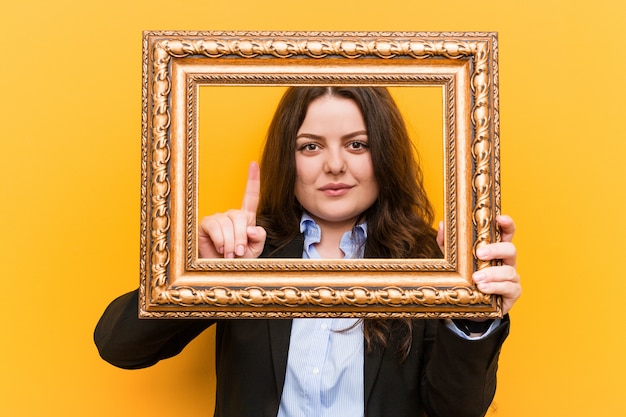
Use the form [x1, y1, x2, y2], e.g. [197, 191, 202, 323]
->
[95, 237, 509, 417]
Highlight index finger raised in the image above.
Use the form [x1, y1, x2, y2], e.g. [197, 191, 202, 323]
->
[241, 161, 260, 226]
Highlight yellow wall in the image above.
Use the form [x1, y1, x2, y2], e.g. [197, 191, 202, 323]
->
[1, 1, 625, 416]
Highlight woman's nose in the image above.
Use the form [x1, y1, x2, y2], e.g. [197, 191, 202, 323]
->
[323, 148, 346, 174]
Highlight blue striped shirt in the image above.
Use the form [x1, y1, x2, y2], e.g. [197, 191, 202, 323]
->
[277, 215, 366, 417]
[277, 214, 500, 416]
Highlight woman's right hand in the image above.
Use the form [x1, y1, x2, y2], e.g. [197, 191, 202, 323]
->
[198, 162, 267, 259]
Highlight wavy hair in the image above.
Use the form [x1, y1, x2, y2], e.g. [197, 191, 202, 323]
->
[257, 86, 442, 360]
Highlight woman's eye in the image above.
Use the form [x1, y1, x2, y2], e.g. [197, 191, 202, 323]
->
[299, 143, 319, 152]
[348, 141, 369, 150]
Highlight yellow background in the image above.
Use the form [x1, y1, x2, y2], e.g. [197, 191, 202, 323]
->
[197, 86, 443, 218]
[1, 1, 625, 416]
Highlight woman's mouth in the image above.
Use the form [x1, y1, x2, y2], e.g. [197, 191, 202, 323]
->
[319, 183, 353, 197]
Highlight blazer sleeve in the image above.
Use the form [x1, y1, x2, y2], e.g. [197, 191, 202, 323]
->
[94, 289, 213, 369]
[93, 237, 301, 371]
[421, 316, 510, 417]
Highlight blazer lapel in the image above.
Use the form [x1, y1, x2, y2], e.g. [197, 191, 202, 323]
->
[268, 319, 293, 397]
[261, 233, 305, 258]
[264, 236, 302, 396]
[361, 247, 385, 410]
[364, 344, 385, 411]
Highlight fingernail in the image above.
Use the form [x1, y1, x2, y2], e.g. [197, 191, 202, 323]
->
[247, 226, 257, 236]
[473, 271, 486, 282]
[218, 246, 224, 254]
[236, 245, 245, 256]
[476, 247, 489, 259]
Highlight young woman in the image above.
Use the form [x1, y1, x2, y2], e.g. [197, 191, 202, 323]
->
[95, 86, 521, 417]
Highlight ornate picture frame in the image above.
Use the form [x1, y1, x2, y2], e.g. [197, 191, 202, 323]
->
[139, 31, 502, 319]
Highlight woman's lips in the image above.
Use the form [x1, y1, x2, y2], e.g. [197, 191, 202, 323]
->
[319, 183, 353, 197]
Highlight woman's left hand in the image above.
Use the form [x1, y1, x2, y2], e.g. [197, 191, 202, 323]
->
[437, 215, 521, 315]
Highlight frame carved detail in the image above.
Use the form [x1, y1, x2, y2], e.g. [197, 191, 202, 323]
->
[140, 31, 501, 318]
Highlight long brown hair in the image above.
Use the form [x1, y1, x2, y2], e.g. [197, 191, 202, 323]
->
[257, 86, 442, 359]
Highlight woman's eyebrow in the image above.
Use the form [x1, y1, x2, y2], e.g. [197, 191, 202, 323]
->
[342, 130, 368, 139]
[295, 133, 322, 140]
[295, 130, 368, 140]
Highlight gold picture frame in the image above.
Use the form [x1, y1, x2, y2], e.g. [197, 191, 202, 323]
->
[139, 30, 502, 319]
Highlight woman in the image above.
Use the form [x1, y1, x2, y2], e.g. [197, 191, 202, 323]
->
[95, 86, 521, 417]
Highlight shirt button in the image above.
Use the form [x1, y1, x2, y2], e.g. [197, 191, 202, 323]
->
[320, 323, 328, 330]
[312, 367, 320, 374]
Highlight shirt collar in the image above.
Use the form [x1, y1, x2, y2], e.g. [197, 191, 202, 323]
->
[299, 213, 367, 259]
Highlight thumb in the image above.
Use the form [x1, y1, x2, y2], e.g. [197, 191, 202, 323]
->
[436, 221, 445, 253]
[246, 225, 267, 258]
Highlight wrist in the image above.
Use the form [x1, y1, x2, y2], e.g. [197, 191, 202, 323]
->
[452, 318, 494, 336]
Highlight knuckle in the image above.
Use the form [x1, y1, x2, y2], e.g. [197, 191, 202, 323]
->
[504, 265, 518, 280]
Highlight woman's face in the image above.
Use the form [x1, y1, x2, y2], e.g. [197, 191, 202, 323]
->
[294, 95, 379, 230]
